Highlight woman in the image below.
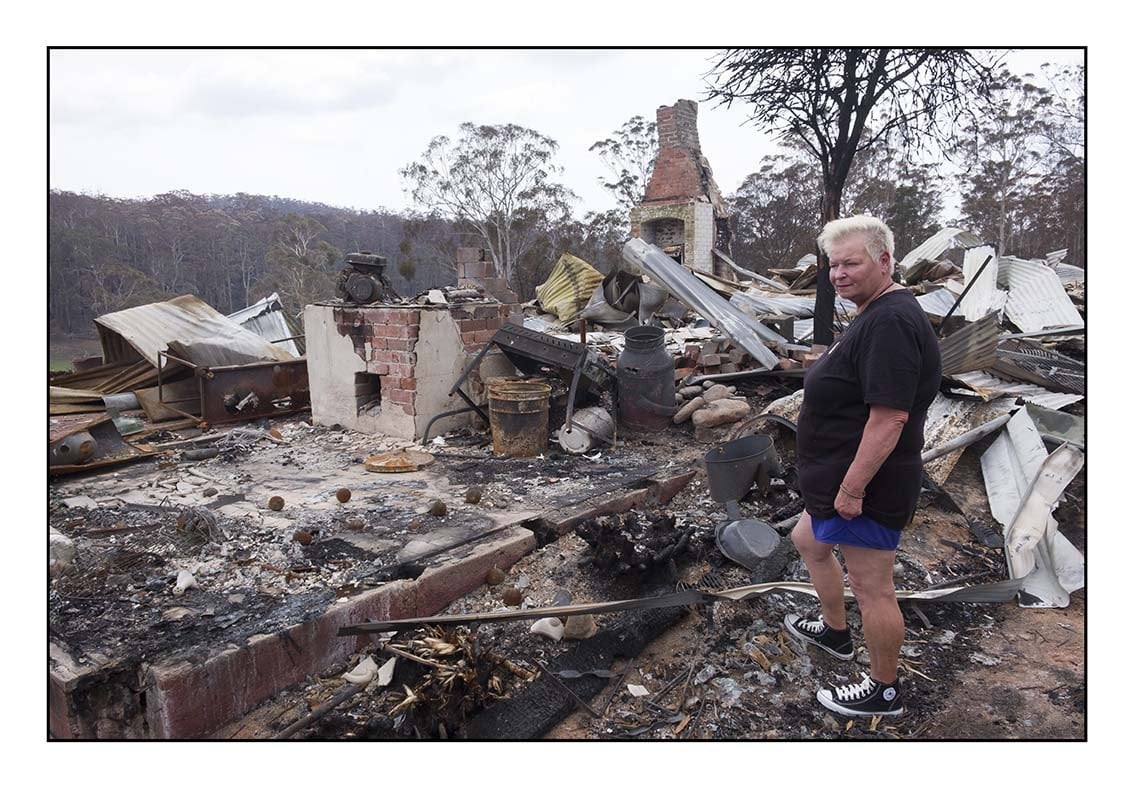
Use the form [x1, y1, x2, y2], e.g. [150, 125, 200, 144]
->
[783, 216, 941, 717]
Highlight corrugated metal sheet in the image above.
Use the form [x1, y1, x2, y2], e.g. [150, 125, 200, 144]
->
[939, 313, 1000, 376]
[921, 394, 1017, 485]
[1051, 263, 1086, 285]
[49, 386, 106, 402]
[226, 292, 300, 357]
[623, 239, 781, 369]
[980, 409, 1084, 607]
[792, 319, 813, 342]
[535, 253, 605, 322]
[958, 245, 1006, 322]
[996, 258, 1084, 332]
[95, 294, 297, 368]
[949, 371, 1083, 410]
[731, 291, 857, 319]
[898, 227, 986, 274]
[916, 288, 957, 317]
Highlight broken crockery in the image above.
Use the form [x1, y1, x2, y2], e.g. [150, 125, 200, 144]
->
[715, 519, 780, 569]
[626, 684, 650, 698]
[530, 617, 565, 641]
[173, 569, 198, 595]
[344, 656, 378, 685]
[49, 528, 76, 578]
[376, 655, 397, 687]
[563, 614, 598, 640]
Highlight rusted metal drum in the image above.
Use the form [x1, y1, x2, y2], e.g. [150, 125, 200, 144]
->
[616, 325, 676, 432]
[487, 379, 552, 457]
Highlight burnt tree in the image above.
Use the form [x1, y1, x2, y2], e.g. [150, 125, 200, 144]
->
[707, 48, 993, 343]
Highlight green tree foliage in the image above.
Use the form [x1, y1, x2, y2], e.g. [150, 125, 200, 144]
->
[727, 135, 944, 275]
[400, 123, 576, 287]
[842, 134, 944, 257]
[589, 115, 659, 212]
[959, 65, 1083, 263]
[728, 153, 821, 274]
[958, 68, 1056, 253]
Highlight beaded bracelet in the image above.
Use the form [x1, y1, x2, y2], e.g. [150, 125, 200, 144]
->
[839, 483, 865, 499]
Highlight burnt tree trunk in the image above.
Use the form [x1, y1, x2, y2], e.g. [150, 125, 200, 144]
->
[813, 186, 842, 346]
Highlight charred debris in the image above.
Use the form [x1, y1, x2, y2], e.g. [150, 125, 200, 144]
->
[49, 218, 1085, 740]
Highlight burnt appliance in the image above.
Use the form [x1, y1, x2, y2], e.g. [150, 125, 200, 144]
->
[336, 252, 400, 304]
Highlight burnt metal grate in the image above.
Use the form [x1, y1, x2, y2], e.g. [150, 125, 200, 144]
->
[993, 339, 1084, 395]
[53, 518, 213, 599]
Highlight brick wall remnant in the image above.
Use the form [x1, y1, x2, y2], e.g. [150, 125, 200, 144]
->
[456, 247, 520, 306]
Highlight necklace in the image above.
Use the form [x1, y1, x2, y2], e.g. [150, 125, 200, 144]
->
[861, 283, 903, 312]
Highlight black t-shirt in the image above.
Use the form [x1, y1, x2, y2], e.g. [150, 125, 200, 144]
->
[796, 289, 941, 531]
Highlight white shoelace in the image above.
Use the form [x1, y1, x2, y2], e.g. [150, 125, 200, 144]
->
[834, 674, 876, 701]
[799, 617, 826, 635]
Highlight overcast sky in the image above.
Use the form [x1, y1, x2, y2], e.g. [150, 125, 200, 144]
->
[49, 48, 1083, 220]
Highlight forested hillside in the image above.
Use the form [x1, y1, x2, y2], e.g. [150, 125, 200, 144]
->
[48, 190, 630, 337]
[49, 65, 1082, 339]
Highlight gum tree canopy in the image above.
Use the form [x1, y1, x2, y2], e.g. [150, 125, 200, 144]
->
[401, 123, 573, 286]
[707, 48, 993, 344]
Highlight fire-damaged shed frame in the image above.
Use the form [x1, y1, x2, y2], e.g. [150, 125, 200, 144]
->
[157, 350, 310, 426]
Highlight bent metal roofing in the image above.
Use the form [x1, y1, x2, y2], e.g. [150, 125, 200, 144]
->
[94, 294, 297, 368]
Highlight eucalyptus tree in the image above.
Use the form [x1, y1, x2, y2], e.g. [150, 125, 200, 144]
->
[401, 123, 575, 287]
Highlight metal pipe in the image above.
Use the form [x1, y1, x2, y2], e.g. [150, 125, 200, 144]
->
[920, 412, 1014, 463]
[712, 248, 789, 292]
[420, 405, 480, 445]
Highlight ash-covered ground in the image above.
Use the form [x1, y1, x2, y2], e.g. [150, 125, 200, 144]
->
[209, 394, 1083, 741]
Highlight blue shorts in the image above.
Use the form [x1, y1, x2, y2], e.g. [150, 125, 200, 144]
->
[811, 513, 901, 552]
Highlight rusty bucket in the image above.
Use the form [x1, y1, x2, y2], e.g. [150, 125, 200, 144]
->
[487, 379, 552, 457]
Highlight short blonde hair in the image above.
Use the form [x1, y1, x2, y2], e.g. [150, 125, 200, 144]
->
[817, 216, 895, 269]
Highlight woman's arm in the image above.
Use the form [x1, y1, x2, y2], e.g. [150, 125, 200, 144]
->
[835, 404, 909, 519]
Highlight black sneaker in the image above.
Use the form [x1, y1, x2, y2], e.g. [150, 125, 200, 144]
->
[783, 614, 854, 660]
[817, 673, 904, 717]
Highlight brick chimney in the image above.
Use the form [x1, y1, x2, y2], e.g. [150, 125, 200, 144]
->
[631, 99, 731, 276]
[643, 100, 706, 203]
